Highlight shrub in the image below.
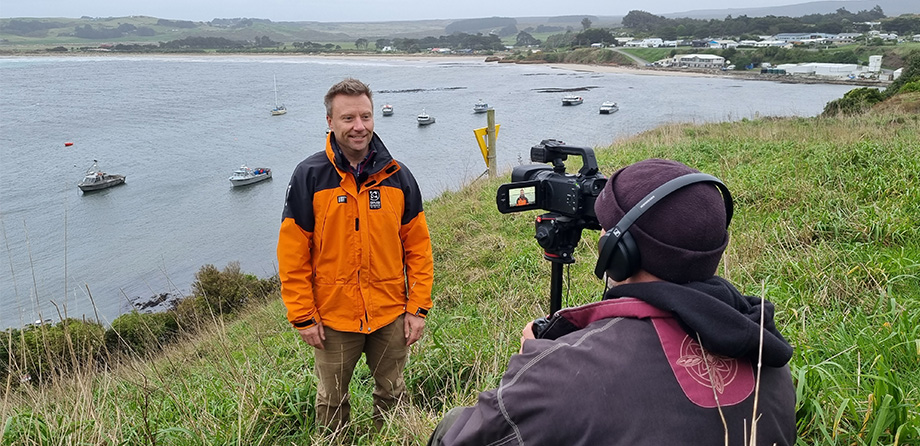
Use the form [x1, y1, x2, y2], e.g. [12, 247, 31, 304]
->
[105, 311, 178, 357]
[898, 79, 920, 94]
[175, 262, 279, 329]
[822, 87, 885, 116]
[1, 262, 279, 387]
[1, 319, 106, 385]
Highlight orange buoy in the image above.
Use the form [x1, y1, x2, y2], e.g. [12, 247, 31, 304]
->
[64, 142, 74, 147]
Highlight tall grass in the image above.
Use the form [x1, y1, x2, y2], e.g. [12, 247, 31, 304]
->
[2, 111, 918, 445]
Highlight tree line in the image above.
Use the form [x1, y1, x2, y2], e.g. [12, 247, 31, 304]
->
[620, 6, 920, 39]
[355, 33, 506, 53]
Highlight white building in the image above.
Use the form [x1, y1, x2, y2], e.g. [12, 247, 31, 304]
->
[830, 33, 864, 44]
[775, 62, 859, 78]
[751, 40, 791, 48]
[709, 39, 738, 49]
[775, 54, 884, 79]
[671, 54, 726, 69]
[868, 55, 882, 73]
[625, 38, 663, 48]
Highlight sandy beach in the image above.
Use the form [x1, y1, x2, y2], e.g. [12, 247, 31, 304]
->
[0, 50, 888, 86]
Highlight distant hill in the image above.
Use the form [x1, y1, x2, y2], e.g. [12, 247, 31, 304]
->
[663, 0, 917, 19]
[2, 0, 916, 50]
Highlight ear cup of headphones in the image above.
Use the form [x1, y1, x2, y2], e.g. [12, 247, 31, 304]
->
[594, 230, 641, 282]
[607, 231, 640, 282]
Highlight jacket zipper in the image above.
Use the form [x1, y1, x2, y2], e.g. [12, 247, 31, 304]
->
[356, 216, 369, 332]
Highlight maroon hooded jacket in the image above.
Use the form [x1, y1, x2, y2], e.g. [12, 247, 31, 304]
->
[438, 277, 796, 445]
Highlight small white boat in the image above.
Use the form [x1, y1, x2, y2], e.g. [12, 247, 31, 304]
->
[417, 110, 435, 126]
[599, 101, 619, 114]
[382, 104, 394, 116]
[78, 160, 125, 192]
[270, 75, 286, 116]
[562, 95, 584, 106]
[229, 165, 272, 186]
[473, 99, 489, 113]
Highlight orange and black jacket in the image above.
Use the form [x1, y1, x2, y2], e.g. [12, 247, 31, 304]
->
[277, 133, 434, 333]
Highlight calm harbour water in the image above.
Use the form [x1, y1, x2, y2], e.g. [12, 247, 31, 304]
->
[0, 55, 856, 330]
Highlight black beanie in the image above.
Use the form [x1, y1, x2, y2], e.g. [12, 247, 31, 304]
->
[594, 159, 729, 284]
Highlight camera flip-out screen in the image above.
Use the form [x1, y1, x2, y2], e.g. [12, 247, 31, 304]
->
[496, 181, 541, 213]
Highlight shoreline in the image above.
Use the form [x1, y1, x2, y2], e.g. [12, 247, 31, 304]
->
[545, 62, 890, 87]
[0, 51, 889, 87]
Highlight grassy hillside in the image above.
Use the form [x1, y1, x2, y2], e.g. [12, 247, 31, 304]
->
[0, 16, 363, 50]
[0, 15, 600, 52]
[2, 108, 918, 444]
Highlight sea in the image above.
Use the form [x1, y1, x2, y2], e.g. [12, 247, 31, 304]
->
[0, 55, 857, 330]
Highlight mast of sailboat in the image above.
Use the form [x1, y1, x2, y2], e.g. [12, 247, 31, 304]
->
[273, 75, 280, 107]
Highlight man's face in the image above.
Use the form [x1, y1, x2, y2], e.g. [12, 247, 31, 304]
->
[327, 94, 374, 157]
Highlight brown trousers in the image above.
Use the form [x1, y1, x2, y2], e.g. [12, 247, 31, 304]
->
[313, 314, 408, 430]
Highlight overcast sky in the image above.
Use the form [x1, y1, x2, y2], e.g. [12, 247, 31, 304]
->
[1, 0, 808, 22]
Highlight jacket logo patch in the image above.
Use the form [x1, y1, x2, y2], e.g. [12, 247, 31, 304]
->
[337, 195, 347, 203]
[676, 335, 739, 394]
[369, 190, 382, 210]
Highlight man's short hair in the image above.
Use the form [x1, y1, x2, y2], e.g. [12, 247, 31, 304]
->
[324, 78, 373, 116]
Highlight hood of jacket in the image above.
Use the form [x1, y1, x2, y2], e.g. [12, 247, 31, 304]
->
[605, 276, 793, 367]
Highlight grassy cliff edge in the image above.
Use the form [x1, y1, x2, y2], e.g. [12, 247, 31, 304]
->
[2, 110, 919, 445]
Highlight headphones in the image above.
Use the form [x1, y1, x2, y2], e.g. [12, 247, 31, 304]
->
[593, 173, 734, 282]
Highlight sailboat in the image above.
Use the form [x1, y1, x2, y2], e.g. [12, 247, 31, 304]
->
[271, 75, 287, 116]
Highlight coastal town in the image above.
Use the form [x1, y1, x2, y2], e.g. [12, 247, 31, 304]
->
[3, 7, 919, 87]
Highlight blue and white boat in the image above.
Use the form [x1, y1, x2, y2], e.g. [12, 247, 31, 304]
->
[229, 165, 272, 186]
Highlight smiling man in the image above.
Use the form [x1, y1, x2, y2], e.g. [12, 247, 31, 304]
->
[277, 78, 434, 432]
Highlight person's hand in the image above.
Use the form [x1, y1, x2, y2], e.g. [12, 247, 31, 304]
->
[404, 313, 426, 346]
[297, 322, 326, 350]
[520, 321, 535, 353]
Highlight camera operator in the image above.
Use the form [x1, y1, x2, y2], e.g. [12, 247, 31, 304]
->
[428, 158, 796, 446]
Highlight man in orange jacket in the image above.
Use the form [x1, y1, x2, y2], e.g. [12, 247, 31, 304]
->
[277, 78, 434, 431]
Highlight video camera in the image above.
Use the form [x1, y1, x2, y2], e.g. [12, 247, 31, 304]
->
[496, 139, 607, 264]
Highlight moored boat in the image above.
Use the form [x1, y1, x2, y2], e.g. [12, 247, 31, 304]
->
[229, 165, 272, 187]
[599, 101, 619, 114]
[78, 160, 125, 192]
[382, 104, 394, 116]
[270, 75, 287, 116]
[562, 95, 584, 106]
[473, 99, 489, 113]
[417, 110, 435, 125]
